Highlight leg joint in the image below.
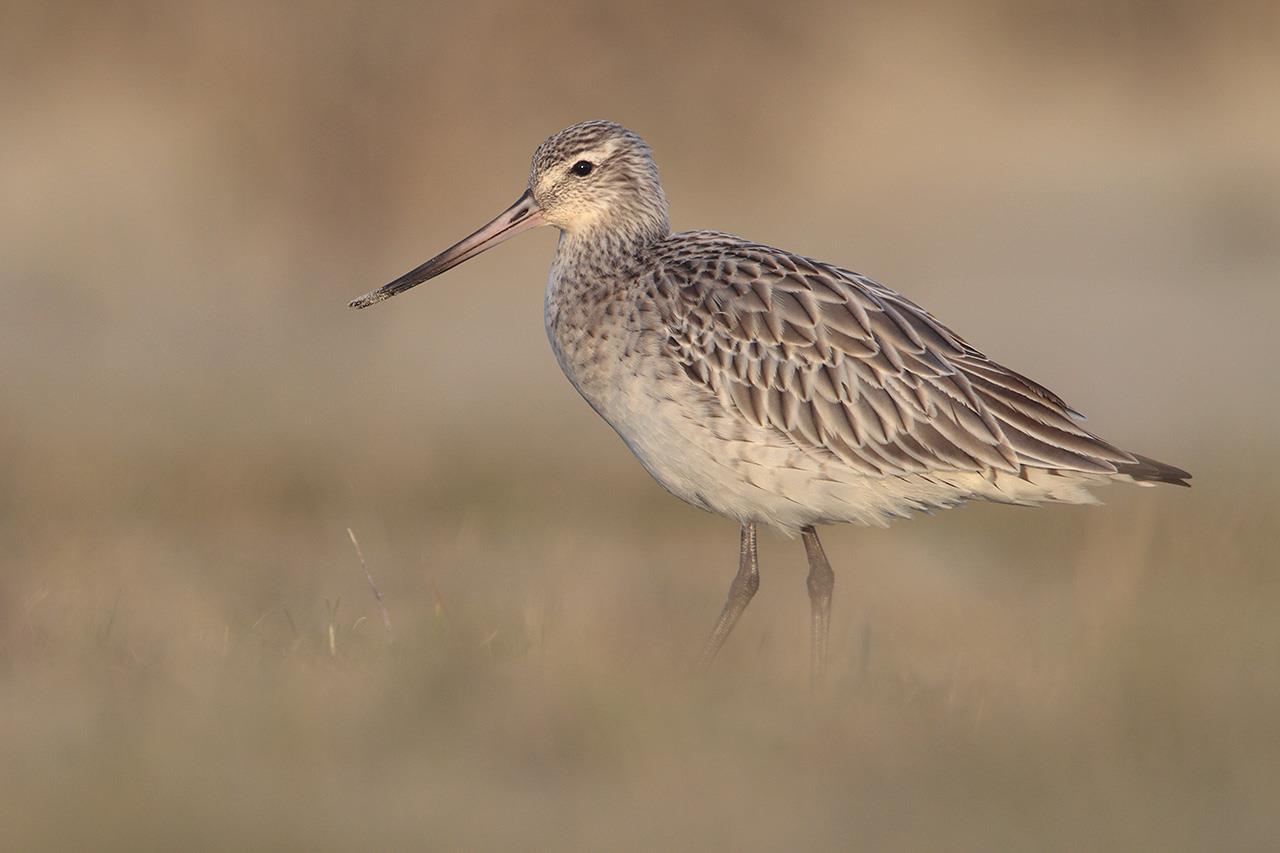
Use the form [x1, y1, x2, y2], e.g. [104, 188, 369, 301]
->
[806, 566, 833, 599]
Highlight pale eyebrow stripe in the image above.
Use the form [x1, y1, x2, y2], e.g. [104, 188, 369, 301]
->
[572, 140, 619, 164]
[535, 141, 620, 191]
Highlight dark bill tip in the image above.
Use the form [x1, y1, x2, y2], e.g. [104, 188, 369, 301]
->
[349, 292, 388, 310]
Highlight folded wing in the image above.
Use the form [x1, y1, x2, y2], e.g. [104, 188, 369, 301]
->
[654, 233, 1138, 480]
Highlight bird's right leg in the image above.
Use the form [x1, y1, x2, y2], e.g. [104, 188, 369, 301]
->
[696, 522, 759, 670]
[801, 525, 835, 690]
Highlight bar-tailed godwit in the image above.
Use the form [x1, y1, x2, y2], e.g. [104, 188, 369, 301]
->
[350, 121, 1189, 683]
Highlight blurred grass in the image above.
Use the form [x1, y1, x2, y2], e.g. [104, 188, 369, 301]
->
[2, 448, 1277, 850]
[2, 0, 1279, 849]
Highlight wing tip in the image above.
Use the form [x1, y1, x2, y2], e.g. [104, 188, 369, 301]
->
[1118, 453, 1192, 487]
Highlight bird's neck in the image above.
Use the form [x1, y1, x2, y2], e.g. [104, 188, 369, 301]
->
[555, 213, 669, 269]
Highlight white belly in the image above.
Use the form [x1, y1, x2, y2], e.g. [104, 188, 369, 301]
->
[545, 312, 917, 531]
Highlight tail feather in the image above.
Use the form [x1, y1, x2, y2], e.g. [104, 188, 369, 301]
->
[1117, 453, 1191, 487]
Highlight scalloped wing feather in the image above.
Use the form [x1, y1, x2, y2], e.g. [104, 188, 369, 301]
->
[654, 232, 1137, 481]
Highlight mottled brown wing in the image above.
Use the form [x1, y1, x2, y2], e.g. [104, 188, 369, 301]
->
[653, 232, 1136, 479]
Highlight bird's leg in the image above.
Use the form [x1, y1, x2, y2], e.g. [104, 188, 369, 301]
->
[801, 525, 834, 689]
[696, 522, 759, 670]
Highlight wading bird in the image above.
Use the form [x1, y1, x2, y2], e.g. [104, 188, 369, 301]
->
[350, 121, 1188, 684]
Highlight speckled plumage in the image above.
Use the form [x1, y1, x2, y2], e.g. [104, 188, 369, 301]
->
[351, 120, 1188, 676]
[529, 123, 1187, 533]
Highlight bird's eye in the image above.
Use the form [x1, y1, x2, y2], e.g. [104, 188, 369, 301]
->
[571, 160, 594, 177]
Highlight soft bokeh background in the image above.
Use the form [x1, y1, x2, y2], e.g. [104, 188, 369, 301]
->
[2, 0, 1278, 849]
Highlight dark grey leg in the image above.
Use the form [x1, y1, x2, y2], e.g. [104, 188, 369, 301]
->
[697, 522, 759, 670]
[801, 525, 834, 689]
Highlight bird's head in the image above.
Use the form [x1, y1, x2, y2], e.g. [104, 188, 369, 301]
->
[528, 120, 669, 239]
[349, 120, 668, 310]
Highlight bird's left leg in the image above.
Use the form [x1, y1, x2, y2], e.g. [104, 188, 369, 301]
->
[696, 522, 759, 670]
[801, 525, 834, 689]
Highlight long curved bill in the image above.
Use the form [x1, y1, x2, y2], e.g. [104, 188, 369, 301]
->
[349, 189, 544, 309]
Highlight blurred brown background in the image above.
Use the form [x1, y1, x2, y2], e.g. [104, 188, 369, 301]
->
[2, 1, 1278, 849]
